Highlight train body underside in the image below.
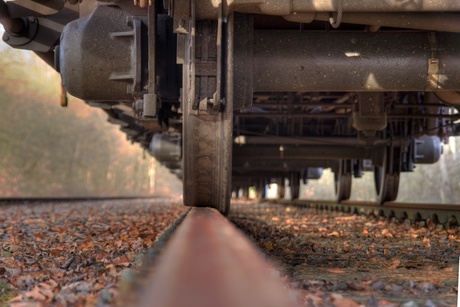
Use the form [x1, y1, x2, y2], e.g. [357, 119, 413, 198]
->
[2, 0, 460, 213]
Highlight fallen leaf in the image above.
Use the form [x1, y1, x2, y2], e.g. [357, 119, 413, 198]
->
[333, 297, 360, 307]
[387, 259, 401, 270]
[327, 231, 339, 237]
[346, 281, 365, 291]
[25, 285, 47, 301]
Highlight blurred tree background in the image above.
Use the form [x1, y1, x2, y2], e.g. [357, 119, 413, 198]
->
[0, 42, 182, 198]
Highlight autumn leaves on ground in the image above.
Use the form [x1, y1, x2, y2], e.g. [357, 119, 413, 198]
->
[0, 199, 187, 306]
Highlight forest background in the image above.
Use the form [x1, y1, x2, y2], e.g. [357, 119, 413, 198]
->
[0, 40, 181, 198]
[0, 33, 459, 203]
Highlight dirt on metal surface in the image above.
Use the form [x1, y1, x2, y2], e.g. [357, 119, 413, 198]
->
[229, 200, 459, 306]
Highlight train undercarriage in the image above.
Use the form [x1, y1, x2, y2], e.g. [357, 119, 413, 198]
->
[1, 0, 460, 213]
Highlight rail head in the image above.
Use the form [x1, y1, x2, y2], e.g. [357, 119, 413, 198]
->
[136, 207, 300, 307]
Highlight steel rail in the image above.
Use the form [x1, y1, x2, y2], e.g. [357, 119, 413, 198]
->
[272, 199, 460, 226]
[135, 207, 299, 307]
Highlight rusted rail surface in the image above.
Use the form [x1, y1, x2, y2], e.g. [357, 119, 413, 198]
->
[276, 199, 460, 226]
[136, 207, 299, 307]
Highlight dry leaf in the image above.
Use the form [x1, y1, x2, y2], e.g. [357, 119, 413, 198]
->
[387, 259, 401, 270]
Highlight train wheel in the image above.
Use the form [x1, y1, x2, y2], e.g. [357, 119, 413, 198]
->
[182, 104, 232, 214]
[290, 172, 300, 200]
[242, 185, 249, 199]
[374, 148, 400, 204]
[256, 179, 266, 200]
[277, 177, 285, 199]
[181, 18, 233, 214]
[334, 160, 352, 202]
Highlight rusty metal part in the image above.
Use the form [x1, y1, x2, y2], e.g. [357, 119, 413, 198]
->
[2, 2, 78, 52]
[58, 5, 144, 101]
[251, 32, 460, 92]
[352, 92, 387, 133]
[282, 199, 460, 226]
[236, 112, 460, 120]
[137, 208, 299, 307]
[5, 0, 65, 18]
[235, 0, 460, 13]
[194, 0, 460, 19]
[232, 144, 383, 162]
[233, 136, 388, 146]
[228, 13, 254, 110]
[435, 91, 460, 105]
[134, 0, 151, 8]
[284, 13, 460, 33]
[0, 0, 25, 33]
[141, 3, 157, 118]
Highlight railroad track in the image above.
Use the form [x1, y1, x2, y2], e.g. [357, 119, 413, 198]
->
[124, 200, 459, 306]
[124, 207, 299, 307]
[1, 198, 458, 305]
[277, 199, 460, 227]
[124, 201, 460, 306]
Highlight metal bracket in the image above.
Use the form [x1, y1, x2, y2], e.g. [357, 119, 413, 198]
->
[2, 17, 38, 47]
[426, 32, 439, 90]
[352, 93, 387, 135]
[110, 17, 143, 95]
[185, 0, 226, 115]
[172, 0, 190, 34]
[142, 3, 158, 118]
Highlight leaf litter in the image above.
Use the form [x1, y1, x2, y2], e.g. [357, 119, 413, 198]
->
[230, 200, 460, 306]
[0, 198, 186, 306]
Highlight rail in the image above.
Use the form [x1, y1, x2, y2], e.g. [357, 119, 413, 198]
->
[134, 207, 300, 307]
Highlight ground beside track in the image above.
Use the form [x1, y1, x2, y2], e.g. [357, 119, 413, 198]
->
[230, 200, 459, 306]
[2, 198, 459, 306]
[0, 198, 186, 306]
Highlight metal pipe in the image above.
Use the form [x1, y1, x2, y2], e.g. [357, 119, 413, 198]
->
[233, 136, 388, 146]
[251, 103, 353, 108]
[0, 0, 24, 33]
[199, 0, 460, 19]
[231, 0, 460, 14]
[284, 13, 460, 33]
[233, 145, 377, 160]
[252, 32, 460, 92]
[236, 113, 348, 119]
[236, 112, 460, 120]
[232, 159, 331, 169]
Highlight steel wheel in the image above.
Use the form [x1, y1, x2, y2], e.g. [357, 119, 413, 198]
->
[334, 160, 352, 202]
[290, 172, 300, 200]
[374, 148, 400, 204]
[181, 20, 232, 214]
[182, 104, 232, 214]
[256, 179, 266, 201]
[242, 185, 249, 199]
[277, 177, 285, 199]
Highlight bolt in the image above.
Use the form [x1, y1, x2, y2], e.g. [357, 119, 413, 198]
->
[3, 34, 9, 41]
[28, 17, 35, 23]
